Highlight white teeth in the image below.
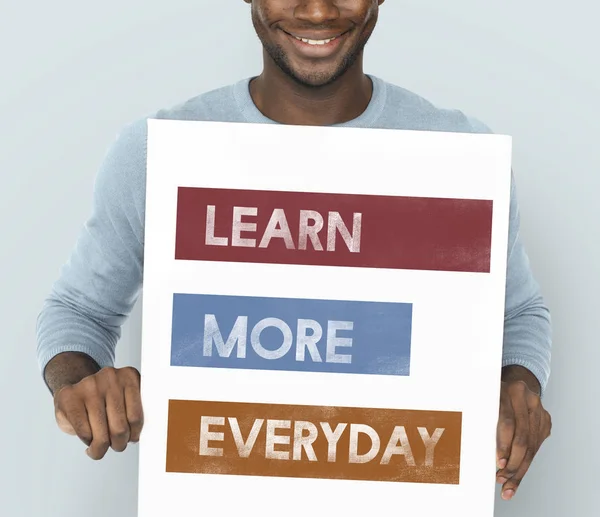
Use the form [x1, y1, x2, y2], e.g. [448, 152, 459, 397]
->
[295, 36, 335, 45]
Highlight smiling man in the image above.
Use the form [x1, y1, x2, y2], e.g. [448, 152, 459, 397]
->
[36, 0, 552, 503]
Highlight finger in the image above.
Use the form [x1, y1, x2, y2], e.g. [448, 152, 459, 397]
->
[85, 396, 111, 460]
[502, 384, 530, 478]
[496, 390, 515, 469]
[105, 385, 130, 452]
[122, 372, 144, 443]
[96, 368, 130, 453]
[530, 409, 551, 458]
[55, 387, 92, 446]
[542, 410, 552, 440]
[124, 384, 144, 443]
[501, 442, 536, 500]
[528, 393, 542, 451]
[500, 399, 541, 496]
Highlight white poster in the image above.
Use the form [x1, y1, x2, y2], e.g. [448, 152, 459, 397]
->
[138, 119, 512, 516]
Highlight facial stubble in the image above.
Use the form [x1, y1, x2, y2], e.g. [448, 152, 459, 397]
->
[251, 10, 377, 88]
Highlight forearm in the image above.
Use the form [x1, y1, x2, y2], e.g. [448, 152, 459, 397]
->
[37, 295, 119, 362]
[502, 174, 552, 396]
[36, 117, 146, 386]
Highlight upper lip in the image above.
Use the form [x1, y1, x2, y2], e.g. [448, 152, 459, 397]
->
[283, 29, 348, 40]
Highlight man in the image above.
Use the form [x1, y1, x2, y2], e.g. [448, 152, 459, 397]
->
[36, 0, 552, 503]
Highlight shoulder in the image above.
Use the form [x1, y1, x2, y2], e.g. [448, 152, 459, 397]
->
[114, 81, 239, 146]
[97, 82, 240, 195]
[375, 77, 495, 135]
[153, 82, 242, 122]
[111, 80, 240, 152]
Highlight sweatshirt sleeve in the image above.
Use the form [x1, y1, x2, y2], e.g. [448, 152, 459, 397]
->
[35, 118, 148, 376]
[502, 176, 552, 394]
[465, 114, 552, 395]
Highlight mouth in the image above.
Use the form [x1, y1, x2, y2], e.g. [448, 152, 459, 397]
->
[280, 29, 350, 57]
[290, 34, 342, 45]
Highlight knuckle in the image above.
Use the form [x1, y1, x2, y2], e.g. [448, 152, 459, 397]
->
[111, 426, 130, 440]
[121, 365, 139, 376]
[76, 427, 93, 443]
[120, 366, 141, 383]
[92, 429, 111, 448]
[100, 366, 117, 375]
[509, 380, 527, 394]
[97, 436, 111, 450]
[80, 376, 100, 394]
[513, 434, 528, 448]
[83, 370, 101, 384]
[80, 434, 93, 446]
[129, 414, 144, 427]
[542, 413, 552, 436]
[96, 368, 124, 393]
[72, 424, 93, 444]
[98, 367, 118, 382]
[500, 416, 515, 429]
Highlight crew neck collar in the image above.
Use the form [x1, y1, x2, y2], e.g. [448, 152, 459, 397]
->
[232, 74, 387, 128]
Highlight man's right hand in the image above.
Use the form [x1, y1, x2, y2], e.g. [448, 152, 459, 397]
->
[53, 366, 144, 460]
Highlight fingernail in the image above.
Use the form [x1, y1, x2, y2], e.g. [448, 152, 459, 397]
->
[497, 477, 507, 484]
[85, 448, 91, 457]
[498, 458, 507, 469]
[502, 489, 515, 500]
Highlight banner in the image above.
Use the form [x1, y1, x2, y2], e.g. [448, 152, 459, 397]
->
[138, 119, 512, 516]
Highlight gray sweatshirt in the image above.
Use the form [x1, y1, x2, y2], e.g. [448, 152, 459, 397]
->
[35, 75, 552, 393]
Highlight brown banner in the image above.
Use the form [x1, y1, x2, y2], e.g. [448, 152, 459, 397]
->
[165, 400, 462, 484]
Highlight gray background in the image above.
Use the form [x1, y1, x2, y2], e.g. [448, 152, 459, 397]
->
[1, 0, 598, 515]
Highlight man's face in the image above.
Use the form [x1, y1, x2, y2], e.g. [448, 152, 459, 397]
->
[246, 0, 385, 87]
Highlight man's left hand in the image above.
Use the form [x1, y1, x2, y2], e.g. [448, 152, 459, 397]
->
[496, 366, 552, 500]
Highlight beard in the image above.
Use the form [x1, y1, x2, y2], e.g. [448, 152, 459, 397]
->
[263, 38, 366, 88]
[251, 13, 375, 88]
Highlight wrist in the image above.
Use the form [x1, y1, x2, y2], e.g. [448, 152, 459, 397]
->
[501, 364, 541, 396]
[44, 351, 101, 395]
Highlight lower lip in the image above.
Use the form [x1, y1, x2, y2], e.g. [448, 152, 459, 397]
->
[285, 31, 347, 58]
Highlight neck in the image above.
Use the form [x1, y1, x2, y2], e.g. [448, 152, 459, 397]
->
[249, 52, 373, 126]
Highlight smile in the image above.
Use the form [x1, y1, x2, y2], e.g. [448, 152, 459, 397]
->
[281, 29, 349, 57]
[293, 36, 338, 45]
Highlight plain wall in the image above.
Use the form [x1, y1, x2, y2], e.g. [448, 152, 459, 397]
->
[1, 1, 598, 515]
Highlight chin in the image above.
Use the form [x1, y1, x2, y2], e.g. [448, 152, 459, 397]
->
[264, 41, 354, 88]
[293, 73, 337, 88]
[286, 64, 349, 88]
